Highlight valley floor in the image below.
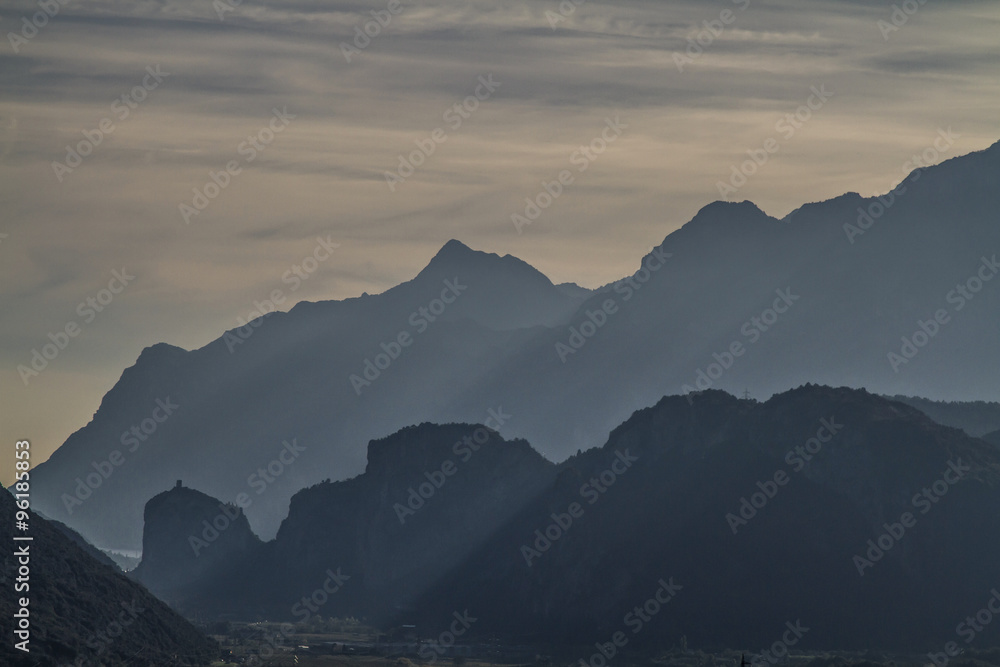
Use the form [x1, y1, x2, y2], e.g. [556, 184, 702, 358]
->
[205, 623, 1000, 667]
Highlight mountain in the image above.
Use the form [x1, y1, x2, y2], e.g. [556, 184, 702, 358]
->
[26, 141, 1000, 552]
[411, 385, 1000, 651]
[985, 430, 1000, 446]
[133, 386, 1000, 651]
[27, 241, 589, 550]
[887, 395, 1000, 437]
[0, 490, 216, 666]
[48, 517, 121, 571]
[442, 141, 1000, 462]
[134, 423, 556, 618]
[131, 482, 262, 605]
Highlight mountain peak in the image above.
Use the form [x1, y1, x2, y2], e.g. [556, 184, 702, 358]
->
[417, 239, 557, 289]
[698, 199, 768, 219]
[682, 200, 773, 232]
[671, 200, 775, 242]
[432, 238, 476, 262]
[420, 238, 499, 275]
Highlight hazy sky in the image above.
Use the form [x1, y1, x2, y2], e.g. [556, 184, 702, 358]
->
[2, 0, 999, 485]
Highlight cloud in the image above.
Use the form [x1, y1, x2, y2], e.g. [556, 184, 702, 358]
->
[1, 0, 999, 482]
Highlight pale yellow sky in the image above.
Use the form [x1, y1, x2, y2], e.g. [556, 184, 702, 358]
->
[2, 0, 1000, 485]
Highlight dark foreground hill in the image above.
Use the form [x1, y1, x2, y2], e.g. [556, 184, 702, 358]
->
[134, 385, 1000, 652]
[0, 490, 216, 666]
[48, 518, 121, 571]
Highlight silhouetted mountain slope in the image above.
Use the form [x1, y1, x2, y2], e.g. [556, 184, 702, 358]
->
[135, 386, 1000, 652]
[0, 490, 215, 666]
[445, 142, 1000, 460]
[985, 430, 1000, 446]
[412, 386, 1000, 651]
[48, 517, 120, 571]
[28, 242, 587, 550]
[27, 141, 1000, 552]
[135, 423, 556, 619]
[887, 395, 1000, 437]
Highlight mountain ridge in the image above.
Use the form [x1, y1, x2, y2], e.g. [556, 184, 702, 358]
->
[130, 385, 1000, 651]
[25, 139, 1000, 551]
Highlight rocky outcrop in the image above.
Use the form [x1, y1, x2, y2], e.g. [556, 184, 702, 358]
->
[134, 386, 1000, 651]
[132, 482, 261, 604]
[0, 489, 215, 666]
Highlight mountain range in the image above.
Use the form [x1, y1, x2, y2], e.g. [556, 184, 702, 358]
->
[130, 385, 1000, 652]
[25, 140, 1000, 553]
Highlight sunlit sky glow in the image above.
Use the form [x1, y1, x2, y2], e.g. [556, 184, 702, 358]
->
[2, 0, 999, 484]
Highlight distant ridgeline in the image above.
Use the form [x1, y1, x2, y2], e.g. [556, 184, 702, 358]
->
[26, 141, 1000, 557]
[132, 386, 1000, 652]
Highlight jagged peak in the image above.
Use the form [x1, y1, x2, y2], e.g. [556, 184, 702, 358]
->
[672, 200, 776, 239]
[432, 238, 477, 262]
[420, 239, 503, 273]
[696, 199, 769, 220]
[416, 239, 557, 289]
[135, 341, 188, 361]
